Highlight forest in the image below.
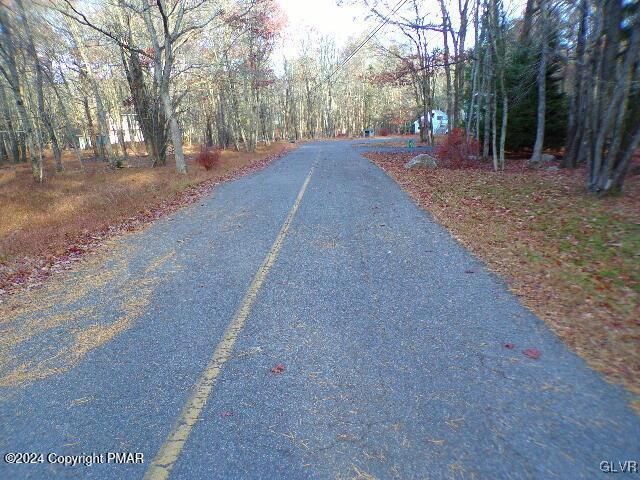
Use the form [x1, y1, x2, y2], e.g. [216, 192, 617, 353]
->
[0, 0, 638, 193]
[2, 1, 640, 471]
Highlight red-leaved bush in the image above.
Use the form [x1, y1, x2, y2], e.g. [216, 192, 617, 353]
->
[379, 128, 390, 137]
[195, 146, 220, 171]
[435, 128, 480, 169]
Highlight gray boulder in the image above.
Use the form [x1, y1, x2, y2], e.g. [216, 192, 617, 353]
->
[404, 154, 437, 170]
[528, 153, 557, 168]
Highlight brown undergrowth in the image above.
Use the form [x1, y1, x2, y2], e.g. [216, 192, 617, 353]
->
[0, 142, 294, 296]
[364, 151, 640, 400]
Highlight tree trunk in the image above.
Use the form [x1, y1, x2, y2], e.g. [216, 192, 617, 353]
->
[67, 20, 114, 166]
[521, 0, 536, 41]
[454, 0, 470, 132]
[20, 0, 63, 173]
[9, 71, 41, 181]
[0, 6, 42, 180]
[491, 77, 498, 171]
[564, 0, 588, 168]
[0, 134, 8, 163]
[52, 81, 84, 169]
[160, 85, 187, 174]
[0, 85, 20, 163]
[530, 0, 548, 164]
[17, 134, 25, 163]
[119, 46, 166, 166]
[83, 97, 100, 159]
[439, 0, 453, 130]
[482, 45, 492, 161]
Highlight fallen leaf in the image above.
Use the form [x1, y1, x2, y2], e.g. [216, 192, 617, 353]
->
[271, 363, 286, 374]
[522, 348, 541, 360]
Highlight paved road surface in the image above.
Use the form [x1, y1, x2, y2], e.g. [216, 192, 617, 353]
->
[1, 140, 638, 479]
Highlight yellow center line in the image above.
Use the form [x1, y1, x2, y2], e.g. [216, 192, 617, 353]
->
[144, 165, 315, 480]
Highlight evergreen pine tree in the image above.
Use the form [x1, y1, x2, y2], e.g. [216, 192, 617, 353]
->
[504, 37, 567, 151]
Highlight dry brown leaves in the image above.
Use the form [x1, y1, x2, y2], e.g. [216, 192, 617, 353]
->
[0, 145, 294, 298]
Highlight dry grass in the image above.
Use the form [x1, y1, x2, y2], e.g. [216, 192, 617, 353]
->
[0, 142, 290, 276]
[0, 238, 177, 386]
[364, 151, 640, 397]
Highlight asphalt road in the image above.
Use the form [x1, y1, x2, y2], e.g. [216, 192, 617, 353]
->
[1, 139, 638, 479]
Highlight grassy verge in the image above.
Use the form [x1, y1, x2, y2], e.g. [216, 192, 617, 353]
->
[364, 151, 640, 398]
[0, 142, 293, 293]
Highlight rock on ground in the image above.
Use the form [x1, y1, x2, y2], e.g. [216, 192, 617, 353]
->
[404, 154, 438, 170]
[529, 153, 557, 167]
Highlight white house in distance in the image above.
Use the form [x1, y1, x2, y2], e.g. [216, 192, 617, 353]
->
[78, 113, 144, 149]
[108, 113, 144, 144]
[413, 110, 448, 135]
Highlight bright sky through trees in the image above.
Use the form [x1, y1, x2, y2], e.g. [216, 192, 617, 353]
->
[276, 0, 528, 58]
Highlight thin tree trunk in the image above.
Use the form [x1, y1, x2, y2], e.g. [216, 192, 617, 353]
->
[0, 7, 42, 180]
[67, 20, 114, 166]
[499, 74, 508, 170]
[19, 0, 63, 172]
[530, 0, 548, 164]
[0, 134, 8, 163]
[564, 0, 588, 168]
[454, 0, 470, 132]
[482, 46, 492, 161]
[83, 97, 99, 158]
[491, 77, 498, 171]
[51, 79, 84, 169]
[439, 0, 453, 130]
[0, 85, 20, 163]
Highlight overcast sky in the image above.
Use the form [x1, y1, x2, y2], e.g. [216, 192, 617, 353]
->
[275, 0, 528, 60]
[275, 0, 368, 58]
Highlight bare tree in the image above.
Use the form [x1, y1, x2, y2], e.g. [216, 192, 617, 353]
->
[18, 0, 63, 171]
[0, 4, 43, 181]
[0, 84, 20, 164]
[564, 0, 640, 194]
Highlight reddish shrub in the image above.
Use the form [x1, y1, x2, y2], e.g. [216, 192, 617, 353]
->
[379, 128, 390, 137]
[435, 128, 480, 168]
[195, 146, 220, 171]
